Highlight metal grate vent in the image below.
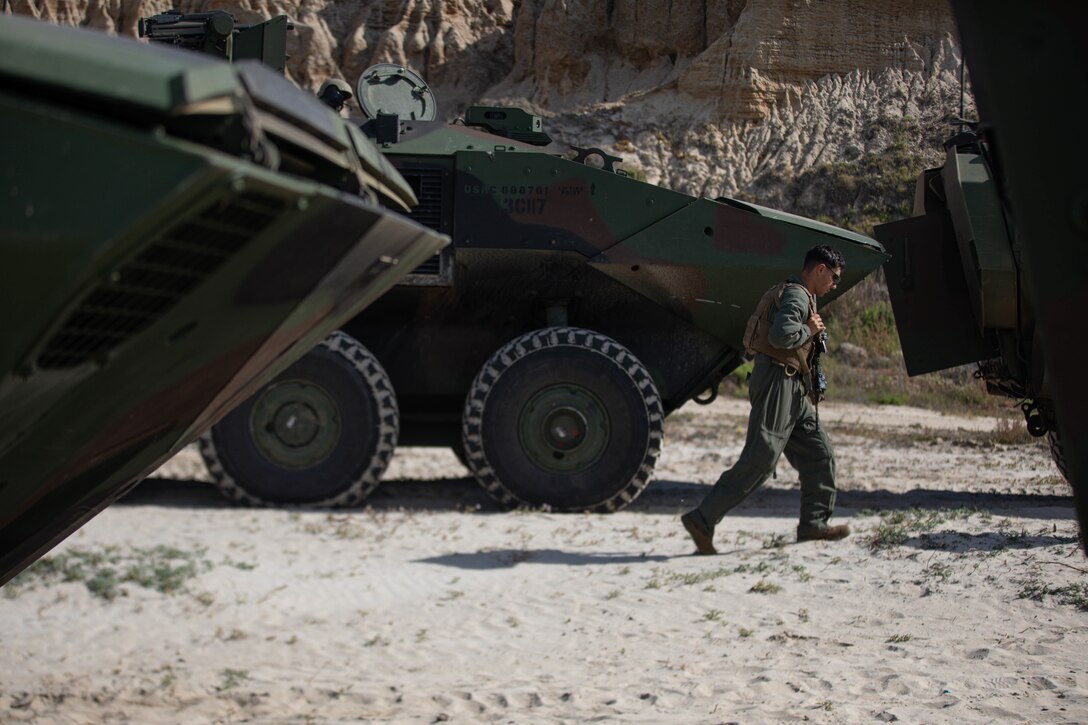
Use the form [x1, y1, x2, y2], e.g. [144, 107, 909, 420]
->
[37, 191, 286, 369]
[411, 254, 442, 276]
[403, 168, 444, 232]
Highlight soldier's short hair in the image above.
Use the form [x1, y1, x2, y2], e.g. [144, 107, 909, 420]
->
[803, 244, 845, 271]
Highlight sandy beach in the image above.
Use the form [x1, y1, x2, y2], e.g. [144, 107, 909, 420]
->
[1, 398, 1084, 723]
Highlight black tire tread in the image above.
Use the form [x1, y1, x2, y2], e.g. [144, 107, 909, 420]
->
[199, 330, 398, 507]
[461, 327, 663, 513]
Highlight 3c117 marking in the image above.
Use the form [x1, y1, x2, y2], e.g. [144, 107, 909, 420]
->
[503, 197, 547, 215]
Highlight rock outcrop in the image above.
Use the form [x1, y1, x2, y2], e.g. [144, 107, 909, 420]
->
[6, 0, 970, 226]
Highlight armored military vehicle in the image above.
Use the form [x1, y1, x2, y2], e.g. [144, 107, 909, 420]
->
[195, 62, 890, 512]
[877, 0, 1087, 547]
[0, 16, 447, 585]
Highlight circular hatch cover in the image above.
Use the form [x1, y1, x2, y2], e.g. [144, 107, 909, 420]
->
[355, 63, 437, 121]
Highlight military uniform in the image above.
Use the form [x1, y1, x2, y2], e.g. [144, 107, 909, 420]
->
[689, 275, 837, 538]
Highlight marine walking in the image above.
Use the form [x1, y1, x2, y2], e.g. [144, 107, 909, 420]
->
[682, 244, 850, 554]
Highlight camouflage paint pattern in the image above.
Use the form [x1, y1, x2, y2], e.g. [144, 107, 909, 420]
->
[383, 120, 887, 358]
[337, 117, 889, 448]
[0, 15, 447, 584]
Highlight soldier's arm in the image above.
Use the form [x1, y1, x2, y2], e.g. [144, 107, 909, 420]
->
[768, 286, 812, 350]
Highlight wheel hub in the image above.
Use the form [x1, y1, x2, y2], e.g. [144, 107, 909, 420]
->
[250, 380, 341, 469]
[543, 407, 588, 450]
[519, 384, 609, 473]
[272, 402, 320, 447]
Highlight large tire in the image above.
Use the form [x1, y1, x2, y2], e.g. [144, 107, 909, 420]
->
[200, 331, 398, 507]
[461, 327, 664, 512]
[1048, 427, 1068, 482]
[1038, 400, 1069, 483]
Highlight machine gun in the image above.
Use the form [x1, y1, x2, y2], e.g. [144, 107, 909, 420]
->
[138, 10, 292, 73]
[810, 331, 829, 405]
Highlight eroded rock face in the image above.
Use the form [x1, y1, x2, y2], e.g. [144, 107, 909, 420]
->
[7, 0, 967, 219]
[496, 0, 954, 122]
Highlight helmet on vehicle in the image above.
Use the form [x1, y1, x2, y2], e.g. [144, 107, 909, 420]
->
[317, 78, 353, 112]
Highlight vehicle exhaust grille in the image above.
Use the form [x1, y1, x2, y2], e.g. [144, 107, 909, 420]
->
[411, 254, 441, 276]
[37, 191, 286, 370]
[403, 168, 444, 233]
[399, 168, 446, 277]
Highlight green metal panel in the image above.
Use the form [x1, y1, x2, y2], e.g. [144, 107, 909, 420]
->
[452, 150, 692, 255]
[723, 198, 878, 248]
[346, 122, 417, 210]
[876, 211, 1000, 375]
[942, 148, 1017, 331]
[0, 13, 449, 584]
[590, 197, 888, 346]
[0, 92, 212, 374]
[232, 15, 290, 72]
[0, 14, 240, 111]
[383, 122, 538, 156]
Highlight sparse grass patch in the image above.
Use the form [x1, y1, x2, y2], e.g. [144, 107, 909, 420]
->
[722, 361, 754, 397]
[749, 580, 782, 594]
[886, 633, 913, 643]
[6, 545, 211, 600]
[868, 508, 977, 551]
[216, 668, 248, 691]
[738, 627, 754, 638]
[762, 533, 788, 549]
[989, 413, 1035, 445]
[221, 556, 256, 571]
[702, 608, 724, 622]
[1018, 580, 1088, 610]
[654, 554, 810, 591]
[667, 566, 739, 587]
[922, 562, 953, 583]
[160, 669, 178, 690]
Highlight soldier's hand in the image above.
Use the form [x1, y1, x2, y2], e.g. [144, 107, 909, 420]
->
[807, 314, 826, 335]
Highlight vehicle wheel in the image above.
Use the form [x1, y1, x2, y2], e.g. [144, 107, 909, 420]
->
[461, 327, 664, 512]
[1048, 428, 1068, 482]
[451, 443, 471, 471]
[199, 331, 398, 506]
[1036, 400, 1069, 484]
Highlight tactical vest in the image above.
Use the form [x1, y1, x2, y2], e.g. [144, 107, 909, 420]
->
[742, 281, 818, 376]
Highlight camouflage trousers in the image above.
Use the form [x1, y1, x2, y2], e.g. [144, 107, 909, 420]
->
[693, 355, 836, 533]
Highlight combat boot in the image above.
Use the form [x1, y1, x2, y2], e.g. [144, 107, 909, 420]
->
[796, 523, 850, 542]
[681, 511, 717, 555]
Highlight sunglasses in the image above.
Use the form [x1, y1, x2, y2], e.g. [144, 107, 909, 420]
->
[825, 265, 841, 284]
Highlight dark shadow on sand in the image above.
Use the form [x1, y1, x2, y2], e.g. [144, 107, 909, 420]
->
[124, 476, 1073, 524]
[898, 529, 1081, 553]
[633, 479, 1076, 521]
[415, 548, 671, 569]
[122, 475, 499, 511]
[119, 478, 231, 508]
